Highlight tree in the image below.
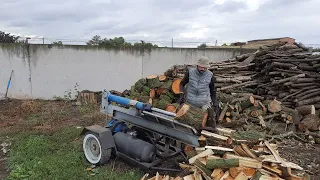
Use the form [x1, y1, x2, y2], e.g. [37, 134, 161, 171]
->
[52, 41, 63, 45]
[198, 43, 207, 49]
[87, 35, 102, 46]
[86, 35, 158, 49]
[0, 31, 19, 43]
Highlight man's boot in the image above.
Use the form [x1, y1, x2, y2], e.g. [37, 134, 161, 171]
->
[201, 107, 218, 133]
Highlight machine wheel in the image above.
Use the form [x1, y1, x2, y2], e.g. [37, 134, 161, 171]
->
[83, 132, 112, 165]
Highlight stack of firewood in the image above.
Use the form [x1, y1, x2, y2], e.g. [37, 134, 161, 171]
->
[140, 128, 308, 180]
[212, 41, 320, 111]
[110, 41, 320, 135]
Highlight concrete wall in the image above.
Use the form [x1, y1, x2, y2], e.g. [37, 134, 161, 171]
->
[0, 44, 255, 100]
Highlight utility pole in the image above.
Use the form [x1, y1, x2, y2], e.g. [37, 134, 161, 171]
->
[42, 38, 44, 44]
[171, 38, 173, 48]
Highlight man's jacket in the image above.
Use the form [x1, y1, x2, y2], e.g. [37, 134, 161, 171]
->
[180, 67, 217, 108]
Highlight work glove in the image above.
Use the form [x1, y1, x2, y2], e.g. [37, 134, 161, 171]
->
[178, 92, 185, 104]
[201, 103, 212, 111]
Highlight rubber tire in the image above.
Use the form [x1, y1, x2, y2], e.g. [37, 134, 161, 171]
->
[83, 132, 112, 165]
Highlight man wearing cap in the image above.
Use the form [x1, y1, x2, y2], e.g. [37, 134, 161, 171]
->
[179, 56, 218, 132]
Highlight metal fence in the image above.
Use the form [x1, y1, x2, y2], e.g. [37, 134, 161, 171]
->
[16, 37, 320, 49]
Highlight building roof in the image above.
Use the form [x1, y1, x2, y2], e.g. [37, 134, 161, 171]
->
[248, 37, 295, 43]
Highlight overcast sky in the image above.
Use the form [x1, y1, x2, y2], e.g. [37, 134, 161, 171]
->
[1, 0, 319, 46]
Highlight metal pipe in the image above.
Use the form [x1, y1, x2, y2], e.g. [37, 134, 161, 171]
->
[106, 91, 145, 110]
[151, 107, 176, 117]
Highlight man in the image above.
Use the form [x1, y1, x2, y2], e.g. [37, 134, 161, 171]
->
[179, 56, 218, 132]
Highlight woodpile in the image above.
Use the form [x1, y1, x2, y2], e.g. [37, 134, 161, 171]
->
[108, 41, 319, 180]
[110, 41, 320, 136]
[141, 128, 309, 180]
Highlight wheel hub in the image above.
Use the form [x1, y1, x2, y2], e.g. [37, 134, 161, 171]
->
[83, 133, 102, 164]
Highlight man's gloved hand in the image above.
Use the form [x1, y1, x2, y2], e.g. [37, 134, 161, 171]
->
[178, 92, 185, 104]
[201, 103, 211, 111]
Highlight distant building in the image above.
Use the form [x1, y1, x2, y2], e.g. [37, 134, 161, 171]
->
[247, 37, 295, 46]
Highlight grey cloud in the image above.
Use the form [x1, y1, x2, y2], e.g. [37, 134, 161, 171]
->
[211, 0, 248, 13]
[259, 0, 311, 10]
[0, 0, 319, 45]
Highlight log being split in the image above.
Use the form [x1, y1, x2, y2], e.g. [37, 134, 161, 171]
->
[175, 103, 207, 130]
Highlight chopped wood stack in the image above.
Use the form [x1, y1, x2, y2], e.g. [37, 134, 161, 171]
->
[141, 128, 309, 180]
[211, 42, 320, 112]
[216, 92, 320, 135]
[110, 74, 180, 111]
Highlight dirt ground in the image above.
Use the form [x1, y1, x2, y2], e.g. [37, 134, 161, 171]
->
[1, 99, 320, 179]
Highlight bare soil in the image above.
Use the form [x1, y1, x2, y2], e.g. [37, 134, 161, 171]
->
[0, 99, 320, 179]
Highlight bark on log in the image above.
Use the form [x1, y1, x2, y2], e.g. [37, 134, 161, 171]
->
[175, 103, 207, 130]
[219, 81, 258, 91]
[291, 82, 316, 88]
[238, 96, 255, 110]
[271, 74, 305, 86]
[206, 159, 239, 169]
[298, 114, 320, 131]
[294, 78, 317, 83]
[296, 91, 320, 101]
[295, 88, 320, 99]
[282, 106, 303, 125]
[295, 105, 316, 116]
[146, 75, 162, 89]
[296, 96, 320, 106]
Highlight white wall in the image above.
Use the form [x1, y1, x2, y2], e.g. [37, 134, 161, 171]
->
[0, 44, 32, 99]
[0, 44, 255, 100]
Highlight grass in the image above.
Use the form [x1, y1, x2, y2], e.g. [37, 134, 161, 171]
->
[0, 100, 144, 180]
[5, 126, 144, 180]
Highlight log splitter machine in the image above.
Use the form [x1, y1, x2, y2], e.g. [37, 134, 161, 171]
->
[81, 90, 200, 172]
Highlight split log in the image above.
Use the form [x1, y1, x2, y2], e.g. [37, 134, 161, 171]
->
[175, 103, 207, 130]
[230, 167, 256, 179]
[189, 149, 214, 164]
[194, 159, 212, 178]
[211, 169, 224, 180]
[218, 103, 229, 122]
[150, 89, 156, 98]
[172, 78, 182, 94]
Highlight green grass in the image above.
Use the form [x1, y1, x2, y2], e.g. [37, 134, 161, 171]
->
[5, 126, 143, 180]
